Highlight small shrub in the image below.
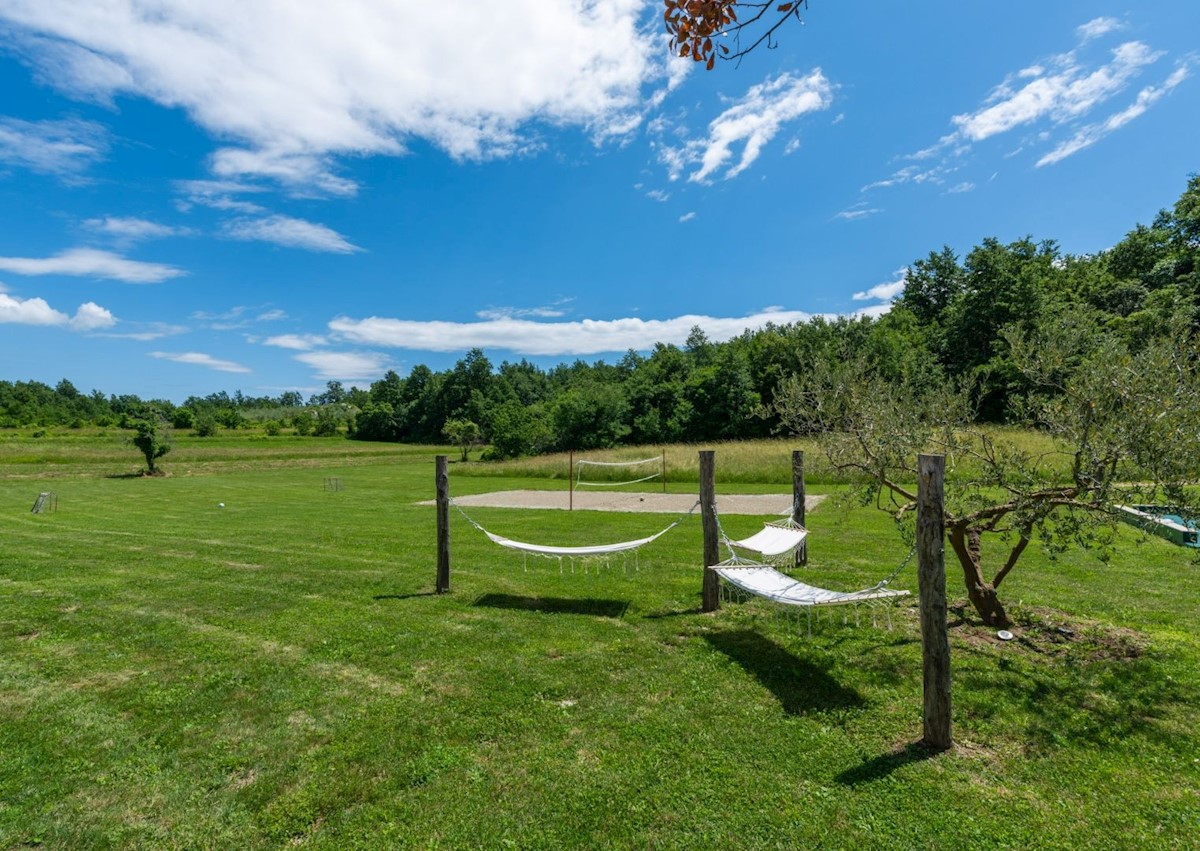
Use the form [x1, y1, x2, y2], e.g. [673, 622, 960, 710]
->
[193, 415, 218, 437]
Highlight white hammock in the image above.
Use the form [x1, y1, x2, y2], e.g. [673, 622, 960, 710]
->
[712, 562, 909, 608]
[726, 520, 808, 557]
[453, 498, 697, 561]
[482, 527, 673, 558]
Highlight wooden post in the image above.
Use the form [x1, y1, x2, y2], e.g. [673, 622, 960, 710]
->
[700, 450, 720, 612]
[436, 455, 451, 594]
[917, 453, 952, 750]
[569, 449, 574, 512]
[792, 449, 807, 568]
[662, 448, 667, 493]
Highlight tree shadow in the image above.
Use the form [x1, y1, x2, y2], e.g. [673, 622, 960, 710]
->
[473, 593, 629, 619]
[835, 741, 943, 786]
[373, 591, 439, 601]
[704, 629, 865, 716]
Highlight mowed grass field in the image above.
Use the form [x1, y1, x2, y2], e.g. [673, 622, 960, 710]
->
[1, 431, 1198, 849]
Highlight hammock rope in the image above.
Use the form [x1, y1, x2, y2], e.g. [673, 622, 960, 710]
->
[451, 498, 700, 574]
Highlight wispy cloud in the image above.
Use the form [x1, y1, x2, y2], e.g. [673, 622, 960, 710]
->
[1077, 16, 1125, 43]
[863, 23, 1189, 190]
[656, 70, 833, 183]
[328, 308, 818, 356]
[475, 300, 572, 321]
[221, 215, 360, 254]
[294, 350, 390, 381]
[193, 305, 289, 330]
[1036, 64, 1192, 166]
[835, 203, 882, 221]
[0, 283, 116, 330]
[0, 116, 108, 178]
[1, 2, 667, 192]
[263, 333, 329, 351]
[175, 180, 268, 214]
[0, 248, 186, 283]
[83, 216, 190, 243]
[679, 211, 696, 223]
[149, 351, 251, 373]
[97, 322, 187, 341]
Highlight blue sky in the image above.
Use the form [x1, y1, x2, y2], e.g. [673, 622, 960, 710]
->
[1, 1, 1197, 402]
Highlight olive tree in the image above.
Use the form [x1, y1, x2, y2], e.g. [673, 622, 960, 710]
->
[773, 312, 1200, 626]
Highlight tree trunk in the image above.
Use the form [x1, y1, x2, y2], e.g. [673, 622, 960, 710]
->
[947, 525, 1011, 627]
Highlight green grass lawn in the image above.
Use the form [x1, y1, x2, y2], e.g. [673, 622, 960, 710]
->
[1, 433, 1198, 849]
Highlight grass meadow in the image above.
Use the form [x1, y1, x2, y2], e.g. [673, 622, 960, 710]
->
[1, 430, 1198, 848]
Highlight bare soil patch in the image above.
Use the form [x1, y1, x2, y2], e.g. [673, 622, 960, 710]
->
[428, 489, 825, 515]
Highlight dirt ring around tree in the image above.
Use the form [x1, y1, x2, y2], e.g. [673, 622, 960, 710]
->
[425, 489, 826, 515]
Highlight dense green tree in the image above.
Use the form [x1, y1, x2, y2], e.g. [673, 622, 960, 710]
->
[131, 416, 172, 474]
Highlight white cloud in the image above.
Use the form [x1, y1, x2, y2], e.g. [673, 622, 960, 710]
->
[952, 41, 1162, 142]
[97, 322, 187, 341]
[294, 350, 390, 381]
[83, 216, 187, 241]
[475, 300, 572, 321]
[264, 333, 329, 351]
[853, 269, 907, 303]
[1037, 64, 1191, 167]
[0, 248, 186, 283]
[70, 301, 116, 330]
[645, 188, 670, 202]
[149, 351, 251, 373]
[659, 70, 833, 183]
[0, 116, 108, 177]
[0, 284, 116, 330]
[947, 181, 976, 194]
[221, 215, 360, 254]
[835, 204, 882, 221]
[867, 26, 1187, 190]
[1, 1, 664, 191]
[679, 211, 696, 223]
[174, 179, 268, 214]
[1077, 17, 1125, 43]
[328, 308, 816, 356]
[256, 309, 287, 322]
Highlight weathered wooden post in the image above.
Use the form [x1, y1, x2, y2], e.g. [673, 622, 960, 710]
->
[792, 449, 807, 567]
[436, 455, 451, 594]
[917, 453, 952, 750]
[569, 449, 574, 512]
[700, 450, 720, 612]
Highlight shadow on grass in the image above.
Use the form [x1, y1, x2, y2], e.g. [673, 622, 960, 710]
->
[474, 593, 629, 619]
[373, 591, 439, 601]
[835, 741, 943, 786]
[704, 629, 865, 716]
[643, 606, 704, 619]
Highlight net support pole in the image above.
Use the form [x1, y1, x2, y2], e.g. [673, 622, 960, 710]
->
[662, 449, 667, 493]
[792, 449, 807, 567]
[569, 449, 574, 512]
[700, 450, 720, 612]
[436, 454, 451, 594]
[917, 453, 952, 750]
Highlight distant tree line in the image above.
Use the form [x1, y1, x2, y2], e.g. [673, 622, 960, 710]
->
[3, 175, 1196, 457]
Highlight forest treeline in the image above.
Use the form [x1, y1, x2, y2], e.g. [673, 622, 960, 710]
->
[4, 175, 1197, 457]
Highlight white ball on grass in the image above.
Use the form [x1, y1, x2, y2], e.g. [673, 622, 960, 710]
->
[218, 502, 225, 508]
